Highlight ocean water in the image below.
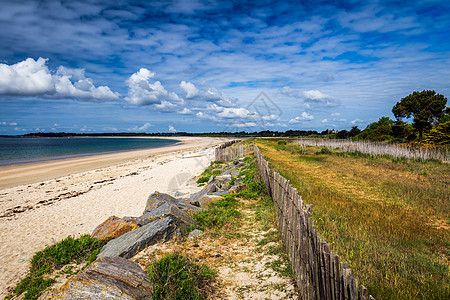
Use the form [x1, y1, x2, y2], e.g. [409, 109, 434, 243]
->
[0, 137, 180, 166]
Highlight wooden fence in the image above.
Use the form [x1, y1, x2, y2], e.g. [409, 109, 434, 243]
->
[215, 140, 252, 161]
[253, 144, 375, 300]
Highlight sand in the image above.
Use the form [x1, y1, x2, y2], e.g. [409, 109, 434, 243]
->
[0, 136, 227, 297]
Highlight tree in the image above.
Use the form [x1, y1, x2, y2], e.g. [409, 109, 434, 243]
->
[424, 121, 450, 145]
[392, 90, 448, 142]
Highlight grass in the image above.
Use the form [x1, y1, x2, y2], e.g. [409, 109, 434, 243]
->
[6, 235, 107, 300]
[254, 139, 449, 300]
[147, 253, 216, 300]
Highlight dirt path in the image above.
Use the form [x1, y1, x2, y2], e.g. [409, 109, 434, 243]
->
[133, 197, 298, 299]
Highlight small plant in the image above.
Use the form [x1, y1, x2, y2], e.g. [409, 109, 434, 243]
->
[197, 176, 210, 184]
[193, 194, 242, 230]
[8, 235, 106, 300]
[277, 140, 287, 146]
[418, 170, 429, 176]
[315, 146, 332, 155]
[147, 253, 216, 300]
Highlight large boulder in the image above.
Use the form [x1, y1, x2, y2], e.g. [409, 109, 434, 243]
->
[136, 203, 195, 228]
[98, 217, 178, 259]
[189, 182, 217, 201]
[91, 216, 138, 240]
[142, 191, 179, 214]
[55, 256, 152, 299]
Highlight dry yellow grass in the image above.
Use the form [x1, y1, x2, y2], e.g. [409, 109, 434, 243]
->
[254, 139, 449, 300]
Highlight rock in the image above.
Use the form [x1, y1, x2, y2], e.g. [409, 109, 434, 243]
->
[55, 256, 151, 300]
[234, 178, 243, 185]
[229, 184, 245, 194]
[177, 200, 204, 214]
[189, 181, 217, 201]
[215, 174, 232, 182]
[188, 229, 204, 239]
[91, 216, 138, 240]
[210, 191, 229, 196]
[98, 217, 178, 259]
[136, 203, 195, 228]
[143, 191, 178, 214]
[218, 168, 240, 177]
[207, 175, 214, 184]
[197, 195, 224, 208]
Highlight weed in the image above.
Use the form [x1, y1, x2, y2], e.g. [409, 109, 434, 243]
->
[8, 235, 106, 300]
[147, 253, 216, 300]
[196, 176, 210, 184]
[192, 194, 242, 231]
[315, 146, 332, 155]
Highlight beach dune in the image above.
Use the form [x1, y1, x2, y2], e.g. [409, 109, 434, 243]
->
[0, 137, 226, 297]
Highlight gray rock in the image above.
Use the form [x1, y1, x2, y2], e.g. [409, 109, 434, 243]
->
[210, 190, 229, 196]
[207, 175, 214, 184]
[218, 168, 240, 177]
[177, 200, 204, 213]
[229, 184, 245, 193]
[137, 203, 195, 228]
[190, 181, 217, 201]
[215, 174, 232, 182]
[98, 217, 177, 259]
[234, 178, 243, 185]
[142, 191, 178, 214]
[55, 256, 151, 300]
[188, 229, 204, 239]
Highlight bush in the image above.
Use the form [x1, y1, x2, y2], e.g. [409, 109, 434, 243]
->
[196, 176, 210, 184]
[193, 194, 241, 230]
[277, 140, 287, 146]
[148, 253, 216, 300]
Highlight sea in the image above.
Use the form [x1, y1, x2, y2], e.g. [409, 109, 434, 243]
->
[0, 137, 180, 166]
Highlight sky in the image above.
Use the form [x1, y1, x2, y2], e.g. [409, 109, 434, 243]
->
[0, 0, 449, 134]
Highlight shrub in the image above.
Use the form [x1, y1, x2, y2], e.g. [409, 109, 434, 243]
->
[147, 253, 216, 300]
[277, 140, 287, 146]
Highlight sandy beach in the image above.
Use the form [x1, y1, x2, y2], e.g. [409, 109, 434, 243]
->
[0, 136, 227, 297]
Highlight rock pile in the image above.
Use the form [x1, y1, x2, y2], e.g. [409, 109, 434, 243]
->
[58, 158, 247, 299]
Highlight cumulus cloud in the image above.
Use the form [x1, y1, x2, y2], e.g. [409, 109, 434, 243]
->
[0, 58, 119, 100]
[129, 122, 152, 132]
[321, 119, 329, 123]
[179, 107, 193, 114]
[180, 81, 199, 99]
[352, 118, 364, 124]
[154, 100, 178, 112]
[289, 112, 314, 123]
[125, 68, 181, 105]
[302, 90, 331, 101]
[168, 125, 177, 132]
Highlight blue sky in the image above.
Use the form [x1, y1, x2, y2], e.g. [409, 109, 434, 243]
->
[0, 0, 449, 134]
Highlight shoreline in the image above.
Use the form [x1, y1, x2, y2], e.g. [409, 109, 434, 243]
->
[0, 136, 227, 296]
[0, 136, 219, 190]
[0, 136, 182, 168]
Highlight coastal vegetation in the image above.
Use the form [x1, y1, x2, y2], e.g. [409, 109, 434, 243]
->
[6, 235, 107, 300]
[252, 138, 449, 299]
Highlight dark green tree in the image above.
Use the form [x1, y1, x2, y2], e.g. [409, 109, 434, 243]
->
[392, 90, 448, 142]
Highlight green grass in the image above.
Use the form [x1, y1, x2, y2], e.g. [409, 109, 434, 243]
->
[193, 194, 242, 231]
[255, 139, 449, 300]
[147, 253, 216, 300]
[8, 235, 107, 300]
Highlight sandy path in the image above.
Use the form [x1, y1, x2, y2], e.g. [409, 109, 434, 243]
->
[0, 137, 226, 297]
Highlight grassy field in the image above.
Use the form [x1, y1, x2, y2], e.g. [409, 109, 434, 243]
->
[253, 139, 449, 299]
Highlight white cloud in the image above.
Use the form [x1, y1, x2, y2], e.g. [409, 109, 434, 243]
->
[289, 112, 314, 123]
[129, 122, 152, 132]
[179, 107, 193, 114]
[352, 118, 364, 124]
[154, 100, 178, 111]
[0, 58, 119, 100]
[1, 121, 18, 126]
[233, 122, 257, 128]
[331, 113, 341, 116]
[168, 125, 177, 132]
[302, 90, 331, 101]
[321, 118, 329, 123]
[180, 81, 199, 99]
[0, 57, 53, 95]
[125, 68, 181, 105]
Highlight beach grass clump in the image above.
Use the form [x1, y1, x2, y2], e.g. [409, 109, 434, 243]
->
[193, 194, 242, 231]
[255, 139, 449, 299]
[147, 253, 216, 300]
[8, 235, 107, 300]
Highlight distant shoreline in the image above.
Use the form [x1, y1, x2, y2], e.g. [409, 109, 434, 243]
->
[0, 136, 181, 167]
[0, 137, 182, 167]
[0, 137, 227, 190]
